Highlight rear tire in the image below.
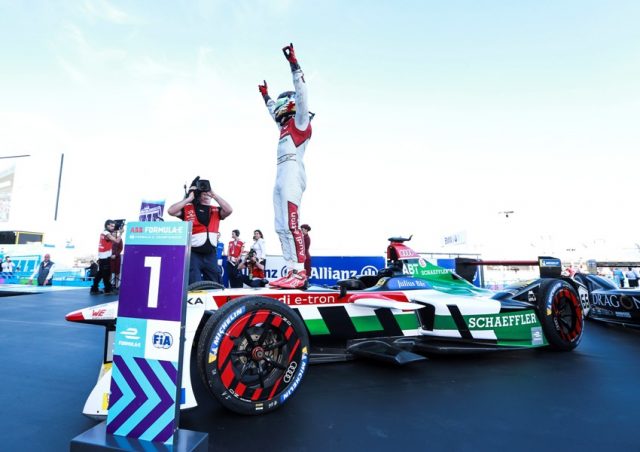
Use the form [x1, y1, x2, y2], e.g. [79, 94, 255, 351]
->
[197, 296, 309, 415]
[537, 279, 583, 351]
[188, 281, 224, 291]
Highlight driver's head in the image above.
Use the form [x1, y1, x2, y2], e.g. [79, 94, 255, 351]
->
[274, 91, 296, 125]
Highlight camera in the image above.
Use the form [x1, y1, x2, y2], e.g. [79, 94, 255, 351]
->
[246, 249, 257, 261]
[196, 179, 211, 193]
[113, 219, 126, 230]
[186, 176, 212, 199]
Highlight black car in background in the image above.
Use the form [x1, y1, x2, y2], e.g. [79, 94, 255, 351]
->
[574, 273, 640, 328]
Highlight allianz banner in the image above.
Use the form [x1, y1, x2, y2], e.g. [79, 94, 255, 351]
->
[265, 255, 385, 285]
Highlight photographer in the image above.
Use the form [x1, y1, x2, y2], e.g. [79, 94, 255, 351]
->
[237, 249, 267, 288]
[168, 176, 233, 284]
[90, 220, 123, 295]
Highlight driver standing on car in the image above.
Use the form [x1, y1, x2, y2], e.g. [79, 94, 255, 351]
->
[168, 177, 233, 284]
[258, 43, 313, 289]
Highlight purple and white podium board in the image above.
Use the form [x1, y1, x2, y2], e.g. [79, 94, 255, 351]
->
[106, 222, 191, 444]
[71, 222, 208, 451]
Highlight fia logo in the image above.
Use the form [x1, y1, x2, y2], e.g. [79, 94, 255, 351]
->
[153, 332, 173, 349]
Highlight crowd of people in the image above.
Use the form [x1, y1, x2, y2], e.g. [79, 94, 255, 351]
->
[83, 219, 311, 291]
[0, 253, 56, 286]
[89, 220, 123, 295]
[607, 267, 640, 288]
[225, 229, 271, 288]
[566, 264, 640, 288]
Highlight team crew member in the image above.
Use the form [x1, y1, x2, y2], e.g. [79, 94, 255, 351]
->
[168, 177, 233, 284]
[90, 220, 122, 294]
[301, 224, 312, 277]
[30, 253, 55, 286]
[227, 229, 245, 288]
[259, 43, 313, 289]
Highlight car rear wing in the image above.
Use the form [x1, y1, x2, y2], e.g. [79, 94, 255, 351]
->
[455, 256, 562, 283]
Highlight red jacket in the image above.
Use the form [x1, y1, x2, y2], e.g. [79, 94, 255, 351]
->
[228, 239, 244, 263]
[183, 203, 220, 248]
[98, 231, 113, 259]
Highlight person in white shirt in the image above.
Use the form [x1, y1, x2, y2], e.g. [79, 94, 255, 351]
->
[1, 256, 15, 275]
[251, 229, 266, 261]
[625, 267, 639, 288]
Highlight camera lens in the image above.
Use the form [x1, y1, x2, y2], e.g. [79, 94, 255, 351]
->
[197, 180, 211, 192]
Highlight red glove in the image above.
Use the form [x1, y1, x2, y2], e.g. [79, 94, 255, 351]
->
[258, 80, 268, 97]
[282, 43, 300, 71]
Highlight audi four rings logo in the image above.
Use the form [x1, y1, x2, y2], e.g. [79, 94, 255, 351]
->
[283, 361, 298, 383]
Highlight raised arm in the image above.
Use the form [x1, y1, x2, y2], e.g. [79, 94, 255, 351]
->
[283, 43, 309, 131]
[211, 190, 233, 220]
[259, 80, 278, 122]
[167, 190, 195, 218]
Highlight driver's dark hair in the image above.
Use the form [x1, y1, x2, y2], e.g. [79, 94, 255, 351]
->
[233, 229, 240, 236]
[104, 219, 115, 229]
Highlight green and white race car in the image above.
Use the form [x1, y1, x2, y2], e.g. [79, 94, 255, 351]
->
[67, 236, 588, 416]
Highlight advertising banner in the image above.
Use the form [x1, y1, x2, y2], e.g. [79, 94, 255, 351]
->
[265, 255, 385, 286]
[139, 200, 165, 222]
[0, 164, 15, 223]
[106, 222, 190, 445]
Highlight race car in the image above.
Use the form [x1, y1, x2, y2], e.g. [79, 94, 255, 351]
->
[66, 236, 588, 417]
[574, 272, 640, 328]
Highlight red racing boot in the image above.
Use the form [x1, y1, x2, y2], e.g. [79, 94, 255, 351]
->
[277, 270, 308, 290]
[269, 269, 293, 288]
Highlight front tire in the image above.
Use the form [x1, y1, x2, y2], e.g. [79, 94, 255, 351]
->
[197, 296, 309, 415]
[537, 279, 583, 351]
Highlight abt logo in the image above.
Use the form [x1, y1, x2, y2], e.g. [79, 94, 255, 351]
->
[152, 332, 173, 349]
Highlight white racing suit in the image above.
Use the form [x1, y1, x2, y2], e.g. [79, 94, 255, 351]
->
[266, 69, 311, 271]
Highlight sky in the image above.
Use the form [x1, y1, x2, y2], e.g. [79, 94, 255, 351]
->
[1, 0, 640, 263]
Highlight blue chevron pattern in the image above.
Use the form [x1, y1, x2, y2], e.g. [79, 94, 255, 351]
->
[107, 355, 178, 444]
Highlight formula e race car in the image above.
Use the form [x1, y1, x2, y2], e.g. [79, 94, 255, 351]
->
[574, 273, 640, 328]
[66, 236, 589, 417]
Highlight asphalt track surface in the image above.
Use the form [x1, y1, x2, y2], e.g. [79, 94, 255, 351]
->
[2, 288, 640, 452]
